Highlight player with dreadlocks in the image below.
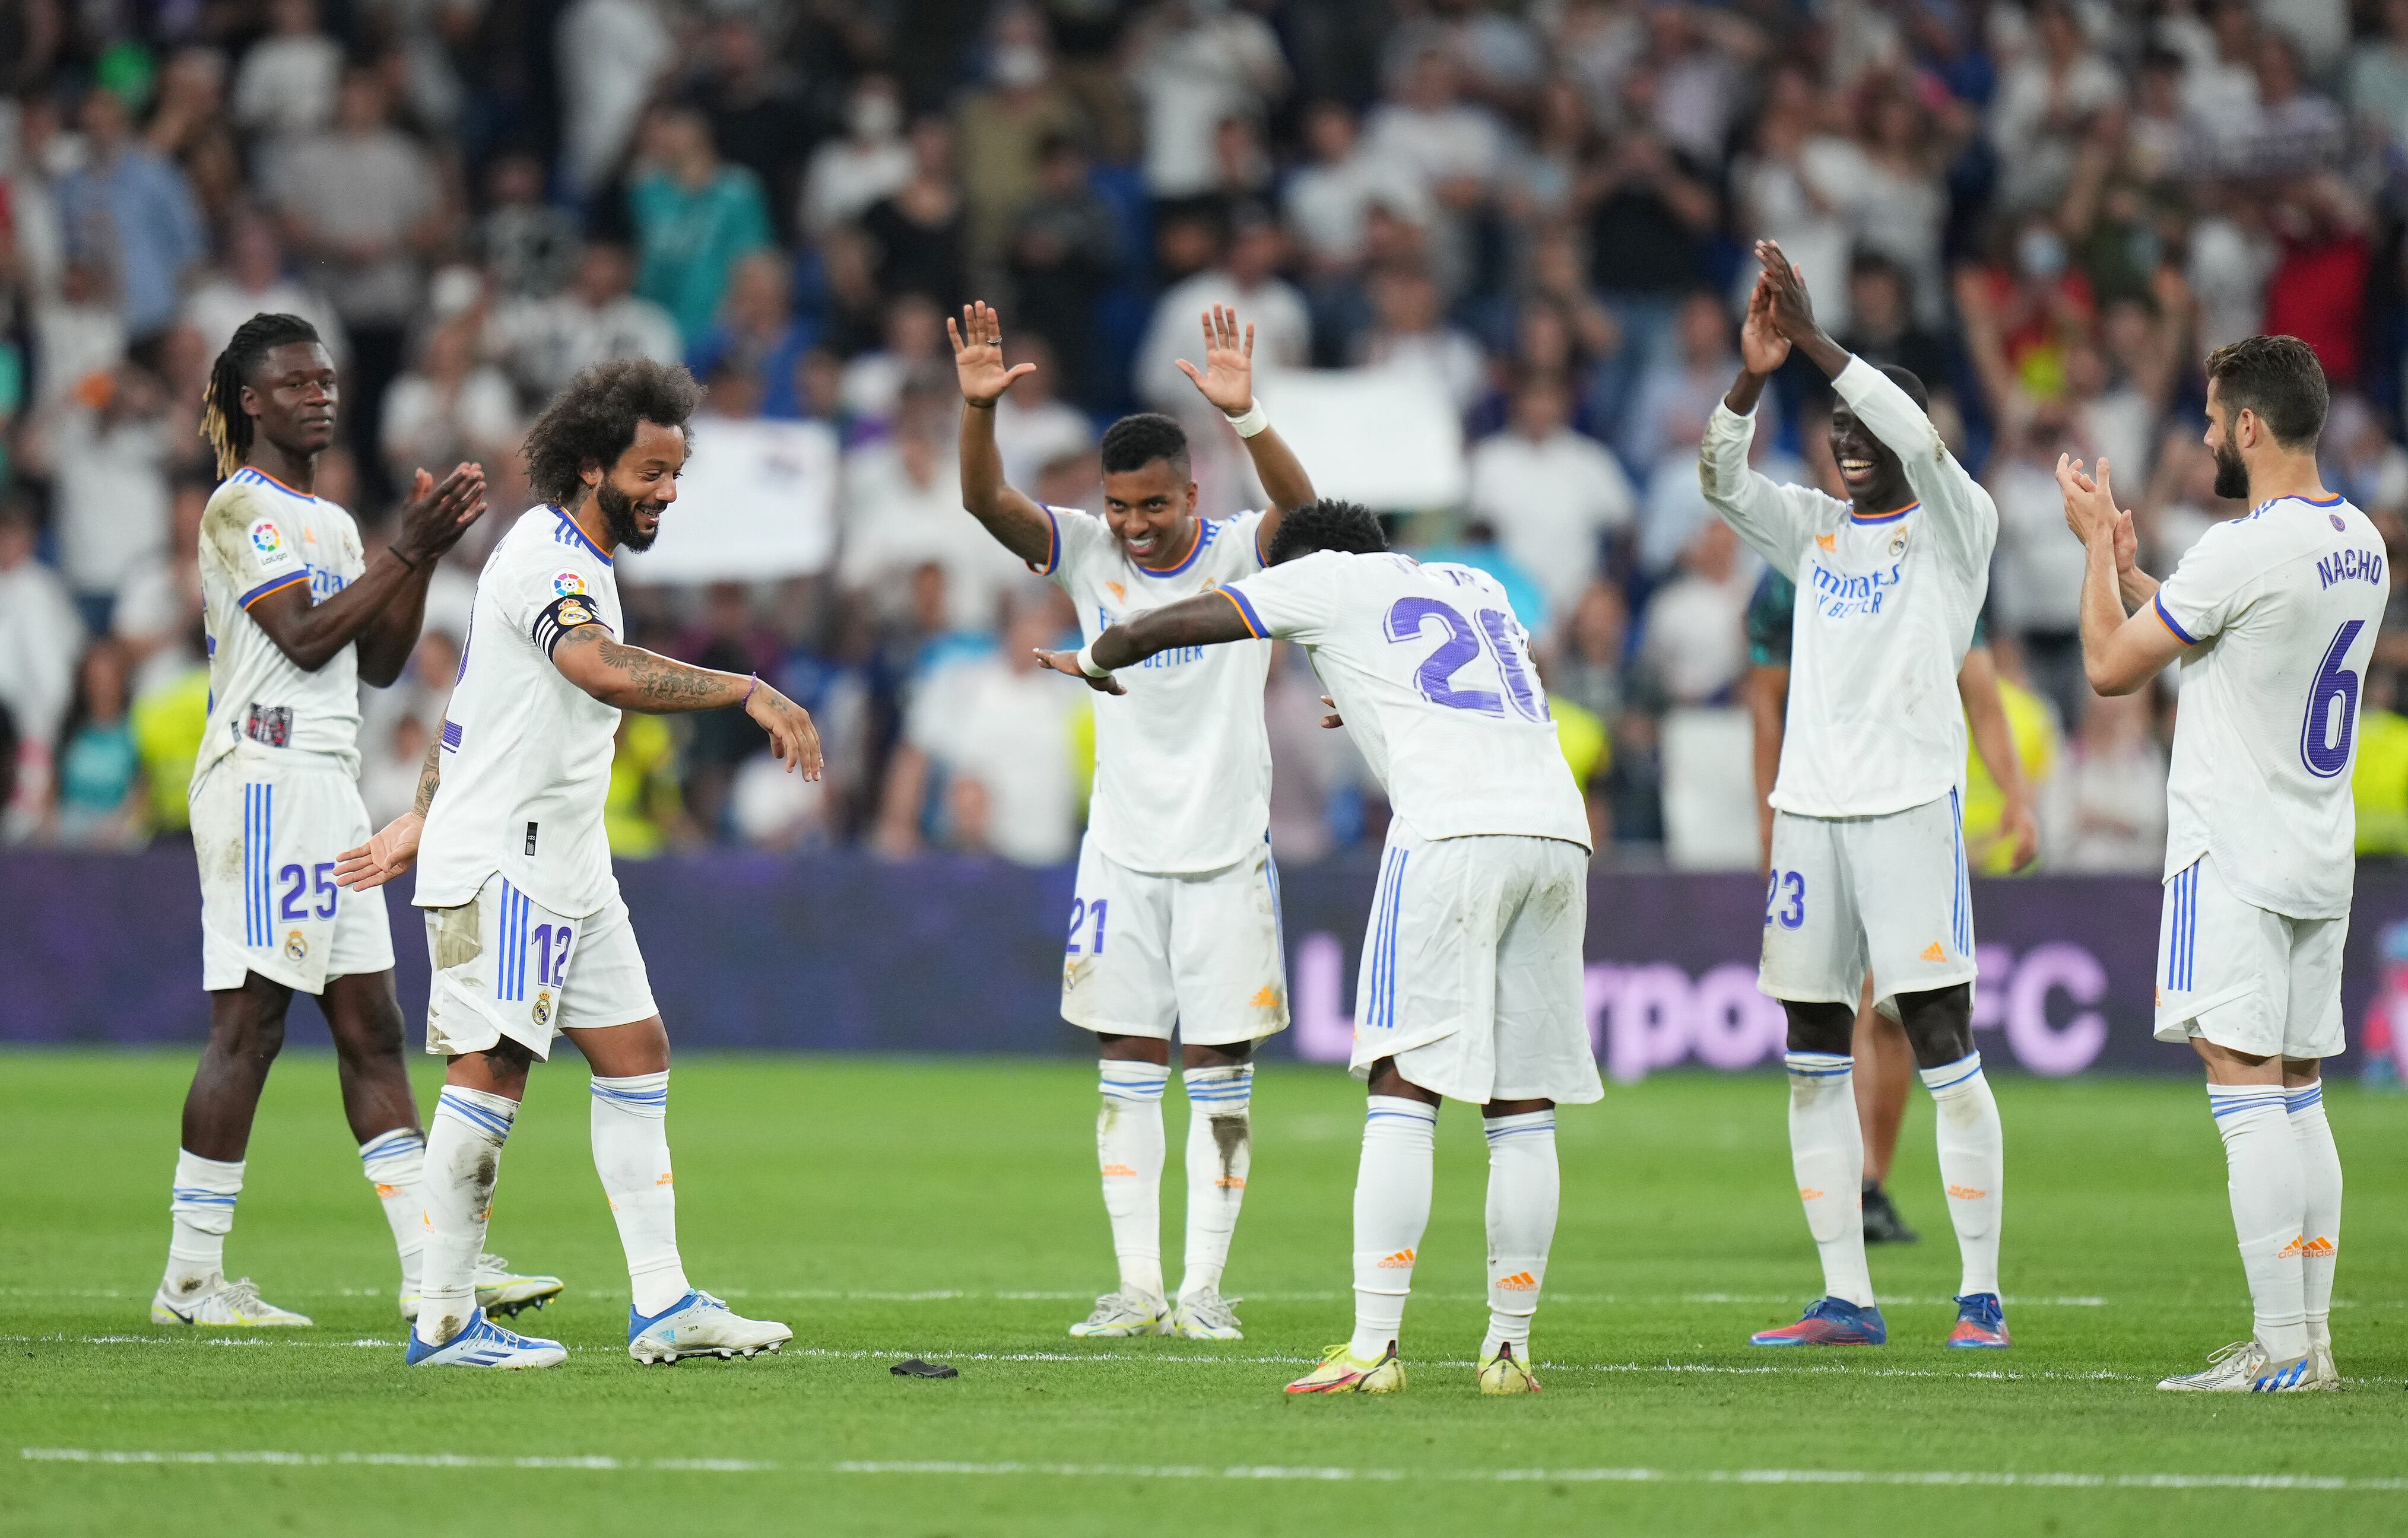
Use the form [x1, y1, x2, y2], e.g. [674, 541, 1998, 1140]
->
[155, 313, 561, 1332]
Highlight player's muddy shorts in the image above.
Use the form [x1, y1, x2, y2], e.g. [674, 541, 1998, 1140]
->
[421, 873, 655, 1060]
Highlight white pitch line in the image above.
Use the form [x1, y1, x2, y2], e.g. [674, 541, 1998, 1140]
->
[0, 1286, 2119, 1307]
[20, 1450, 2406, 1493]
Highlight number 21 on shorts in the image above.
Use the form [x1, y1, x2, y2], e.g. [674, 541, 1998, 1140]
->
[1065, 897, 1109, 955]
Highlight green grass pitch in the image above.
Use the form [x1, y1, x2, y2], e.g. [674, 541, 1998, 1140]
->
[5, 1049, 2407, 1536]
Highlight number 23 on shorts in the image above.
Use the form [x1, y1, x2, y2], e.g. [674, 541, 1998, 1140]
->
[1765, 869, 1805, 929]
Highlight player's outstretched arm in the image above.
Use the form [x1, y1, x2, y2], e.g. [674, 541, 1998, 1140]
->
[951, 301, 1059, 568]
[1700, 277, 1817, 577]
[334, 738, 442, 890]
[1032, 590, 1258, 695]
[246, 463, 487, 677]
[550, 627, 824, 777]
[1175, 304, 1316, 552]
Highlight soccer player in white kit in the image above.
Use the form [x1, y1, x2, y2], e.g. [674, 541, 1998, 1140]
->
[952, 301, 1318, 1341]
[1036, 500, 1600, 1396]
[337, 360, 823, 1369]
[2058, 336, 2380, 1392]
[1700, 244, 2010, 1350]
[157, 313, 561, 1330]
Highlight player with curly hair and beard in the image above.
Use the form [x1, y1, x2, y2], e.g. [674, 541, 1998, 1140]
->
[337, 358, 824, 1369]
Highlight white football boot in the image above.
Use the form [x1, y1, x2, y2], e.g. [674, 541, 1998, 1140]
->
[405, 1311, 566, 1369]
[1169, 1289, 1244, 1340]
[1068, 1289, 1169, 1338]
[150, 1275, 312, 1327]
[628, 1290, 791, 1364]
[2157, 1340, 2317, 1392]
[2307, 1337, 2341, 1391]
[400, 1254, 566, 1322]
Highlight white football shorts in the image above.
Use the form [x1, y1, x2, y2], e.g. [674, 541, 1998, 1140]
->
[2155, 852, 2346, 1060]
[1058, 833, 1290, 1047]
[422, 873, 656, 1060]
[1350, 824, 1603, 1107]
[1759, 793, 1978, 1007]
[192, 747, 394, 994]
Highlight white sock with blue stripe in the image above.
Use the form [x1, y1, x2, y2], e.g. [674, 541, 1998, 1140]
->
[1920, 1053, 2003, 1297]
[413, 1086, 519, 1349]
[2208, 1082, 2309, 1362]
[591, 1072, 690, 1316]
[164, 1151, 243, 1297]
[1177, 1064, 1253, 1302]
[1481, 1110, 1558, 1359]
[358, 1129, 427, 1293]
[1350, 1096, 1438, 1360]
[1097, 1061, 1170, 1302]
[1786, 1053, 1874, 1307]
[2286, 1081, 2340, 1347]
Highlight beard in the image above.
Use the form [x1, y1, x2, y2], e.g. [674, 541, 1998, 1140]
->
[2211, 438, 2251, 502]
[595, 480, 658, 552]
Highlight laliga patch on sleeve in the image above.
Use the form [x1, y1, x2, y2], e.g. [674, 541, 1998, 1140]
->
[889, 1358, 959, 1379]
[531, 591, 611, 655]
[250, 519, 287, 557]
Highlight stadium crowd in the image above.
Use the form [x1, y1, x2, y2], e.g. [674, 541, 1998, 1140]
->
[10, 0, 2408, 870]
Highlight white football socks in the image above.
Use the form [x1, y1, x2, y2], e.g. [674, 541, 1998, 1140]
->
[1785, 1053, 1874, 1307]
[1097, 1061, 1169, 1302]
[2209, 1082, 2309, 1362]
[358, 1127, 427, 1294]
[413, 1086, 518, 1348]
[164, 1151, 243, 1297]
[1349, 1096, 1437, 1360]
[592, 1072, 691, 1317]
[1481, 1110, 1558, 1359]
[1178, 1063, 1253, 1302]
[1921, 1052, 2004, 1298]
[2287, 1081, 2342, 1348]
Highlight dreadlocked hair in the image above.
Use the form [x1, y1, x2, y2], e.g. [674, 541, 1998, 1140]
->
[200, 313, 323, 479]
[522, 358, 705, 507]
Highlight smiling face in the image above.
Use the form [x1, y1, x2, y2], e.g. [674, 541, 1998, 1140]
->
[1101, 456, 1198, 567]
[245, 341, 340, 460]
[586, 418, 687, 552]
[1828, 402, 1911, 513]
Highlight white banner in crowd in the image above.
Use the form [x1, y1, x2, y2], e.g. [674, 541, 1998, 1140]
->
[1256, 365, 1467, 511]
[618, 415, 840, 584]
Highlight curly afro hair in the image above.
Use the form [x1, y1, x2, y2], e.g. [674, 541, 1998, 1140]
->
[1099, 411, 1190, 478]
[1265, 499, 1387, 566]
[522, 358, 705, 507]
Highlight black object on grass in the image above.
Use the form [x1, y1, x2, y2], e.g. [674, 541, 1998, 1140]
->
[890, 1358, 959, 1378]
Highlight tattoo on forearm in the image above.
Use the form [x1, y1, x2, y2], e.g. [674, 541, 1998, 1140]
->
[598, 639, 737, 707]
[413, 738, 442, 816]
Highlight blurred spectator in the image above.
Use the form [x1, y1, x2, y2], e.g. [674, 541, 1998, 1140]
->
[232, 0, 344, 145]
[49, 637, 143, 846]
[1638, 520, 1749, 705]
[2045, 687, 2168, 872]
[21, 362, 173, 631]
[1987, 412, 2092, 731]
[1005, 134, 1118, 410]
[1467, 373, 1634, 624]
[478, 151, 582, 301]
[955, 4, 1088, 266]
[606, 714, 691, 857]
[0, 503, 82, 835]
[31, 258, 128, 406]
[56, 85, 205, 344]
[1837, 255, 1950, 393]
[861, 115, 967, 306]
[490, 241, 683, 405]
[837, 293, 947, 425]
[557, 0, 675, 198]
[628, 106, 776, 344]
[379, 319, 519, 498]
[1419, 517, 1549, 633]
[1137, 208, 1308, 413]
[990, 333, 1093, 488]
[838, 383, 1021, 629]
[690, 14, 814, 244]
[1129, 0, 1290, 207]
[690, 251, 813, 420]
[112, 478, 207, 701]
[1988, 1, 2122, 213]
[1586, 119, 1718, 424]
[182, 212, 349, 368]
[1362, 46, 1508, 293]
[1623, 291, 1738, 481]
[1731, 63, 1853, 331]
[804, 75, 912, 238]
[1284, 100, 1429, 277]
[2327, 395, 2408, 517]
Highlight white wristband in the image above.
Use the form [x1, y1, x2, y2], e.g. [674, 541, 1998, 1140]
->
[1225, 398, 1269, 438]
[1075, 642, 1112, 679]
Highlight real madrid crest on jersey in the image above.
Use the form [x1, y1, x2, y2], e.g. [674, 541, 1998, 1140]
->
[1888, 524, 1911, 558]
[532, 988, 553, 1027]
[556, 596, 594, 627]
[284, 929, 308, 962]
[251, 519, 285, 557]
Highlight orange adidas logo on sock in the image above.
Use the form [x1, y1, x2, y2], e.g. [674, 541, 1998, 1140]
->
[2304, 1237, 2336, 1257]
[1947, 1184, 1987, 1200]
[1921, 942, 1947, 962]
[1375, 1249, 1416, 1268]
[1214, 1175, 1247, 1189]
[656, 1172, 674, 1187]
[374, 1183, 402, 1199]
[1798, 1187, 1825, 1200]
[2276, 1236, 2308, 1259]
[1495, 1272, 1538, 1292]
[1100, 1164, 1138, 1177]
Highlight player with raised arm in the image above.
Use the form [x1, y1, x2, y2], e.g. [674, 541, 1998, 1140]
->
[953, 301, 1317, 1342]
[1701, 243, 2009, 1350]
[335, 360, 823, 1369]
[1035, 500, 1598, 1396]
[157, 313, 561, 1331]
[2058, 336, 2377, 1393]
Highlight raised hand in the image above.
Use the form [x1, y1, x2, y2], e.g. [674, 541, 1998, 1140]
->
[1033, 648, 1128, 695]
[1740, 274, 1790, 376]
[745, 682, 825, 778]
[949, 300, 1035, 408]
[1174, 304, 1257, 417]
[334, 813, 422, 891]
[394, 463, 487, 564]
[1755, 239, 1819, 342]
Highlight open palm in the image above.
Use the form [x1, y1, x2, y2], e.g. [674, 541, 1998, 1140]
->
[1176, 304, 1256, 415]
[949, 300, 1033, 408]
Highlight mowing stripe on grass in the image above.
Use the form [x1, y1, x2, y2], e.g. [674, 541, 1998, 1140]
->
[22, 1450, 2407, 1493]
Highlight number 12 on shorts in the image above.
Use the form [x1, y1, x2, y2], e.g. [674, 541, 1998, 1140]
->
[1765, 869, 1805, 929]
[1065, 897, 1108, 955]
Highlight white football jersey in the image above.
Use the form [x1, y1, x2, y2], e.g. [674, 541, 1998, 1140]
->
[415, 506, 624, 920]
[1699, 358, 1997, 818]
[1223, 551, 1590, 848]
[2154, 491, 2386, 919]
[1042, 506, 1272, 874]
[195, 467, 367, 780]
